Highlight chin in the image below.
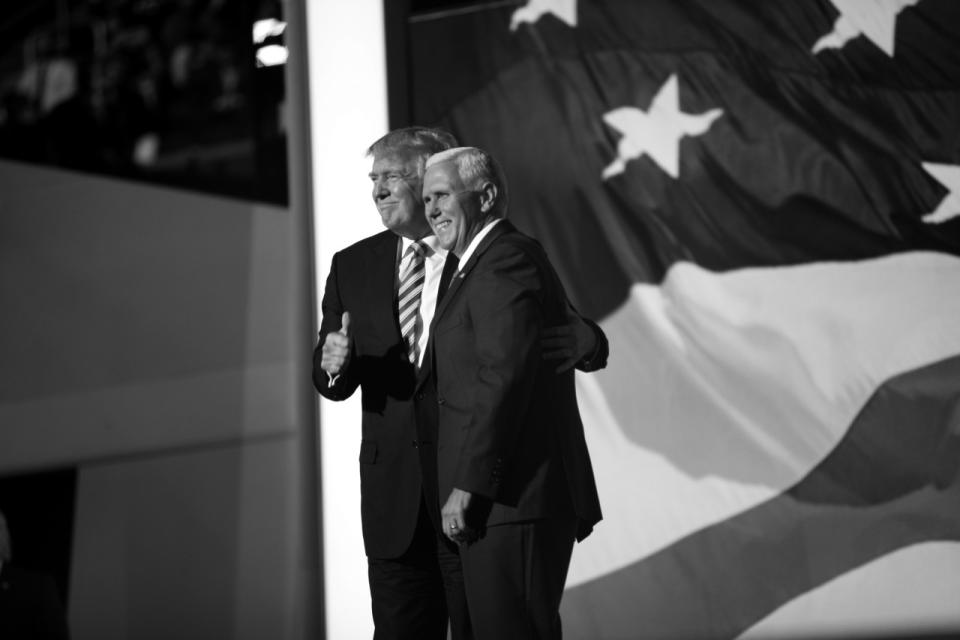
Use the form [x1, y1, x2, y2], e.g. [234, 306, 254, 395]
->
[384, 218, 406, 233]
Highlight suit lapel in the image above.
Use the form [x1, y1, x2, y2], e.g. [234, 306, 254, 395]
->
[432, 220, 514, 322]
[415, 221, 516, 391]
[368, 232, 403, 340]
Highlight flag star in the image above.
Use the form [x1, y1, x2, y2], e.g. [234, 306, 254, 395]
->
[921, 162, 960, 225]
[510, 0, 577, 31]
[602, 74, 723, 181]
[812, 0, 919, 57]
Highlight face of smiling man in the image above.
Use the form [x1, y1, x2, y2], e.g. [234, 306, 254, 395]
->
[422, 158, 495, 257]
[369, 150, 431, 239]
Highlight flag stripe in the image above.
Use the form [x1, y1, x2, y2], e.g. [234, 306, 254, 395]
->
[563, 354, 960, 639]
[566, 251, 960, 587]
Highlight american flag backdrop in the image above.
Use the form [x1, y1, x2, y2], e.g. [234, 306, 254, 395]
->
[405, 1, 960, 638]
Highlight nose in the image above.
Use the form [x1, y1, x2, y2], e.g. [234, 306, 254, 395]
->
[372, 177, 389, 201]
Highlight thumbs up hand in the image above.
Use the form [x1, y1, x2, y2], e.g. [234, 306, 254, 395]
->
[321, 311, 353, 376]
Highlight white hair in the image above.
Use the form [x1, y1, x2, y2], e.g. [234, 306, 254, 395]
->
[425, 146, 509, 217]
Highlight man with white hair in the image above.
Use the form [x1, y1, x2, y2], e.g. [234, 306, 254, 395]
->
[416, 146, 602, 639]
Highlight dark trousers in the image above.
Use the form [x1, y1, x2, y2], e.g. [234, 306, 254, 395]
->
[368, 499, 449, 640]
[458, 517, 578, 640]
[437, 532, 472, 640]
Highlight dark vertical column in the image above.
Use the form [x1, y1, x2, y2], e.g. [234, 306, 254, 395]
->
[283, 0, 323, 636]
[0, 468, 77, 608]
[249, 0, 289, 205]
[384, 0, 413, 128]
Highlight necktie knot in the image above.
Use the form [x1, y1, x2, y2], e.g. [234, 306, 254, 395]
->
[401, 240, 426, 276]
[407, 240, 428, 259]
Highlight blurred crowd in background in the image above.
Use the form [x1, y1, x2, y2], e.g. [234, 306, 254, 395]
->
[0, 0, 287, 203]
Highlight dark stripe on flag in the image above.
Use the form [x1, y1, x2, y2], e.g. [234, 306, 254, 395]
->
[561, 355, 960, 639]
[406, 0, 960, 321]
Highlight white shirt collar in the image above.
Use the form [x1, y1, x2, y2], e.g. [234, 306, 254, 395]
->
[423, 234, 444, 256]
[456, 218, 502, 270]
[401, 234, 445, 259]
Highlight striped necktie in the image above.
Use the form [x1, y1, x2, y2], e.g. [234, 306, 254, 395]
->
[398, 240, 427, 364]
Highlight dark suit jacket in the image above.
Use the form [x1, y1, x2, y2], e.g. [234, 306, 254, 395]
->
[313, 230, 426, 560]
[415, 221, 603, 541]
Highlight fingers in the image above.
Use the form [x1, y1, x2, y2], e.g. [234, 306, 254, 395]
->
[542, 316, 595, 371]
[553, 355, 579, 374]
[541, 336, 572, 350]
[451, 528, 478, 545]
[541, 325, 571, 341]
[542, 344, 573, 357]
[320, 354, 345, 375]
[322, 325, 351, 375]
[446, 519, 461, 541]
[339, 311, 351, 337]
[321, 356, 344, 375]
[325, 331, 350, 350]
[443, 518, 477, 545]
[442, 507, 468, 544]
[441, 488, 477, 544]
[543, 344, 577, 371]
[541, 325, 574, 364]
[541, 327, 572, 352]
[443, 515, 459, 542]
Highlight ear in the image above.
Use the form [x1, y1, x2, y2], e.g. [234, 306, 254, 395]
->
[478, 181, 498, 213]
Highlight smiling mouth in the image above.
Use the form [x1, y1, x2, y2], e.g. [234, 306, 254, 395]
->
[434, 220, 451, 232]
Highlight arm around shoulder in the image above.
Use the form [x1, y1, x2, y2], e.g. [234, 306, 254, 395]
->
[576, 316, 609, 372]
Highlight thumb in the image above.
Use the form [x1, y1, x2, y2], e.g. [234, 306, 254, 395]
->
[339, 311, 352, 337]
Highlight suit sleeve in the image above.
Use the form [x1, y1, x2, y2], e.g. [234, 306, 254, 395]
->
[313, 251, 360, 400]
[454, 244, 542, 499]
[576, 316, 609, 372]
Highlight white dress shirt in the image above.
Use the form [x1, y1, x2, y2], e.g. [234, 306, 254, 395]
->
[455, 218, 503, 271]
[399, 234, 447, 367]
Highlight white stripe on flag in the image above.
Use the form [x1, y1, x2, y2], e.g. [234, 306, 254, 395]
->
[568, 250, 960, 588]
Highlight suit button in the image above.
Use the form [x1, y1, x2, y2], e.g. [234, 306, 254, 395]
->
[416, 393, 424, 401]
[437, 396, 445, 405]
[412, 440, 419, 448]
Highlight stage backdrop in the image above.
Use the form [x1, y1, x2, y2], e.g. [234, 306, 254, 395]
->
[405, 1, 960, 638]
